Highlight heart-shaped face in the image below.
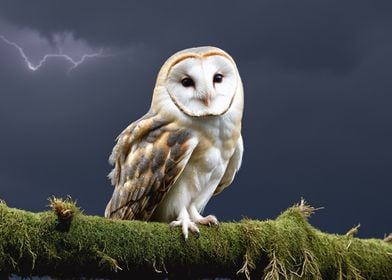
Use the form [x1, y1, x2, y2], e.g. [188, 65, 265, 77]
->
[163, 48, 239, 117]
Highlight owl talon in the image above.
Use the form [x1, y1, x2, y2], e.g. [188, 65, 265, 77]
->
[169, 219, 200, 240]
[169, 220, 182, 227]
[194, 228, 200, 239]
[196, 215, 219, 227]
[169, 219, 200, 241]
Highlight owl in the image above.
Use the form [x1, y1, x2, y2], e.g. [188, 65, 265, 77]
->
[105, 46, 244, 239]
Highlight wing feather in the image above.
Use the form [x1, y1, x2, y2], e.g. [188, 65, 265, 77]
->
[105, 112, 196, 221]
[214, 135, 243, 196]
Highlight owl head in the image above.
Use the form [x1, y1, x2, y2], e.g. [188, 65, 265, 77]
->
[152, 46, 243, 118]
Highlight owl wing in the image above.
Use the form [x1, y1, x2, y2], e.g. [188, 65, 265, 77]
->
[105, 111, 197, 220]
[214, 135, 243, 196]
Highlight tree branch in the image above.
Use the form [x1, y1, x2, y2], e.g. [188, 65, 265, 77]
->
[0, 199, 390, 279]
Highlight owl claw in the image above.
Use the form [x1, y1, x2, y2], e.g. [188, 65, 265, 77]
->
[196, 215, 219, 227]
[170, 219, 200, 240]
[194, 229, 200, 239]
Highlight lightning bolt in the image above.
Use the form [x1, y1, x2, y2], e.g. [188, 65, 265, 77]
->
[0, 34, 103, 72]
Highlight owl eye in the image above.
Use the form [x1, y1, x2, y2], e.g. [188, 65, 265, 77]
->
[213, 73, 223, 83]
[181, 77, 194, 87]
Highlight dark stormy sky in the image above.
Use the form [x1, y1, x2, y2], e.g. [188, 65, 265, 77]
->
[0, 1, 391, 238]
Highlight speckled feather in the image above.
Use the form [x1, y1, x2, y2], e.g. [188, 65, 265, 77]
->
[105, 113, 195, 220]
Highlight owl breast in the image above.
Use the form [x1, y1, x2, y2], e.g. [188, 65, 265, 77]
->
[151, 117, 239, 222]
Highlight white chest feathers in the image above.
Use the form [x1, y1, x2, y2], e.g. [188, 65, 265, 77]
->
[152, 117, 240, 222]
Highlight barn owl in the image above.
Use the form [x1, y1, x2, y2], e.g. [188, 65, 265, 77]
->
[105, 46, 244, 239]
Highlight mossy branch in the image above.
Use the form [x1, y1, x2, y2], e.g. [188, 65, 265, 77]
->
[0, 199, 391, 279]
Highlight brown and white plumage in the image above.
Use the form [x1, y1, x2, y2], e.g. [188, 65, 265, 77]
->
[105, 46, 244, 239]
[105, 113, 197, 220]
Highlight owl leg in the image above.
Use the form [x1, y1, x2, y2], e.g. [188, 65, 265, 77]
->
[169, 208, 200, 240]
[189, 205, 219, 226]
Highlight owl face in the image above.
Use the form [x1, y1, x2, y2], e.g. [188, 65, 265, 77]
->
[162, 48, 239, 117]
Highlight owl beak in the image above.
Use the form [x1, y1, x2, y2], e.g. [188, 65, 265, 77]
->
[201, 93, 211, 106]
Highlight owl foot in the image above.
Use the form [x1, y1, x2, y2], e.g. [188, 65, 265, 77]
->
[170, 219, 200, 240]
[196, 215, 219, 226]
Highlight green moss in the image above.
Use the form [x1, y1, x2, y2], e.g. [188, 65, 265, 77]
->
[0, 200, 391, 279]
[48, 196, 80, 223]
